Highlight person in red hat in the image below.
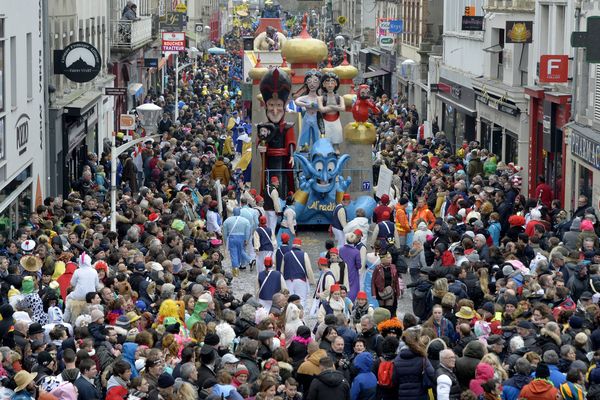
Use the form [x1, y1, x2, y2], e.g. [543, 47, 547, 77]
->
[332, 193, 351, 248]
[351, 291, 374, 331]
[373, 194, 392, 223]
[276, 194, 297, 246]
[256, 256, 287, 310]
[264, 175, 281, 234]
[316, 283, 346, 325]
[254, 195, 266, 219]
[328, 247, 349, 290]
[254, 215, 276, 273]
[309, 256, 337, 317]
[275, 232, 291, 272]
[281, 238, 315, 308]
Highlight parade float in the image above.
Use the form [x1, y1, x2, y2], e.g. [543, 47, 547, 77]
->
[244, 14, 376, 225]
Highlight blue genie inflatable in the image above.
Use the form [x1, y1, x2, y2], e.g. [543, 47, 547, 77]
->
[292, 138, 376, 224]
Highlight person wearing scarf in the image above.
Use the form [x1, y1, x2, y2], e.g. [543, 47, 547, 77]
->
[351, 292, 373, 332]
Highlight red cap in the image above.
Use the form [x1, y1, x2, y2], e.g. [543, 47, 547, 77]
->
[342, 193, 351, 201]
[318, 257, 329, 265]
[259, 215, 267, 225]
[148, 212, 160, 222]
[209, 200, 218, 208]
[330, 284, 341, 293]
[255, 195, 264, 202]
[356, 291, 367, 300]
[293, 238, 302, 246]
[249, 189, 257, 196]
[281, 233, 290, 243]
[381, 194, 390, 204]
[382, 210, 391, 220]
[271, 176, 279, 184]
[353, 229, 363, 236]
[264, 256, 273, 266]
[330, 248, 339, 254]
[94, 261, 108, 271]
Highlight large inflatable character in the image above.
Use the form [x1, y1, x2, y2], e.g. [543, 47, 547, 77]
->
[293, 138, 376, 224]
[259, 68, 296, 194]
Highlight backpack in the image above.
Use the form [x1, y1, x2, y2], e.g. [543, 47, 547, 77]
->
[412, 282, 433, 321]
[377, 359, 394, 387]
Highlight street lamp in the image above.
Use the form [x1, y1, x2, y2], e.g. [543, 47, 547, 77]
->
[110, 103, 163, 232]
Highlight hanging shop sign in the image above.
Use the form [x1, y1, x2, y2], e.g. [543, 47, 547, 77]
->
[53, 42, 101, 83]
[462, 16, 484, 31]
[475, 91, 520, 117]
[539, 55, 569, 83]
[119, 114, 136, 130]
[160, 12, 186, 31]
[388, 20, 403, 34]
[162, 32, 186, 52]
[506, 21, 533, 44]
[570, 129, 600, 170]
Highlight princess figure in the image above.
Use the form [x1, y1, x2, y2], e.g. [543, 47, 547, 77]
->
[317, 72, 345, 151]
[295, 70, 322, 150]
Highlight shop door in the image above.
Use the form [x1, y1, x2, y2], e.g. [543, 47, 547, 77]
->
[492, 125, 503, 158]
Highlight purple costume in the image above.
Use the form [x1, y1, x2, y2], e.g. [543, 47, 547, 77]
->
[339, 243, 362, 301]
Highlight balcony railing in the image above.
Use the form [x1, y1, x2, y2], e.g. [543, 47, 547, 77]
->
[110, 16, 153, 50]
[485, 0, 535, 11]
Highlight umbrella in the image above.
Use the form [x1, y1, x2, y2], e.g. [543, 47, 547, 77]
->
[208, 47, 226, 55]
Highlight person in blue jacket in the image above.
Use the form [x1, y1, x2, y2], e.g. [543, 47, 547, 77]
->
[350, 351, 377, 400]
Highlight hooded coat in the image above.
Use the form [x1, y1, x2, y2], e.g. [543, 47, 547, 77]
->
[501, 373, 532, 400]
[186, 300, 208, 329]
[307, 368, 351, 400]
[297, 349, 327, 393]
[350, 352, 377, 400]
[455, 341, 486, 390]
[562, 218, 581, 252]
[518, 379, 558, 400]
[468, 363, 495, 396]
[122, 342, 139, 378]
[56, 262, 77, 301]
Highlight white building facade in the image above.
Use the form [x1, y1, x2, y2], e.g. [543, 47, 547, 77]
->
[432, 0, 485, 149]
[0, 1, 46, 237]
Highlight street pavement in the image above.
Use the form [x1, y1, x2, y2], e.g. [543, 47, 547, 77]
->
[229, 228, 414, 321]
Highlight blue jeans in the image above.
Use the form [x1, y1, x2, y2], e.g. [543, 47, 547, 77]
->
[298, 113, 320, 147]
[228, 234, 249, 268]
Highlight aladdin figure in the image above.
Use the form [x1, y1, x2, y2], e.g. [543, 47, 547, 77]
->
[259, 68, 296, 195]
[317, 72, 344, 151]
[295, 69, 323, 150]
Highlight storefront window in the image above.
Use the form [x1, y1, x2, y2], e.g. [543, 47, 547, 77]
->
[481, 120, 491, 150]
[579, 164, 593, 206]
[0, 18, 4, 113]
[444, 104, 456, 148]
[492, 125, 503, 159]
[505, 130, 518, 164]
[0, 166, 32, 239]
[0, 117, 4, 161]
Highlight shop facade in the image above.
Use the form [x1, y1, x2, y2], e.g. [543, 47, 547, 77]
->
[0, 3, 46, 238]
[472, 82, 530, 195]
[433, 75, 477, 150]
[564, 123, 600, 213]
[524, 87, 571, 206]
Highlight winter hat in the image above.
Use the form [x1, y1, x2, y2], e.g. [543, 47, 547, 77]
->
[535, 363, 551, 379]
[570, 218, 582, 231]
[581, 220, 594, 232]
[90, 309, 104, 322]
[204, 332, 220, 346]
[569, 315, 584, 329]
[157, 372, 175, 389]
[21, 277, 34, 295]
[373, 307, 391, 325]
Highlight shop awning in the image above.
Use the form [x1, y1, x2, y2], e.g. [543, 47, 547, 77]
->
[437, 93, 477, 117]
[64, 91, 102, 117]
[128, 83, 144, 98]
[363, 69, 388, 78]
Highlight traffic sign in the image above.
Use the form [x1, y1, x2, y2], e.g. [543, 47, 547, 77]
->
[175, 2, 187, 13]
[105, 87, 127, 96]
[389, 20, 403, 34]
[379, 21, 391, 30]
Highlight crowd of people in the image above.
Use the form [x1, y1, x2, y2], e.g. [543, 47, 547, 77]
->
[1, 14, 600, 400]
